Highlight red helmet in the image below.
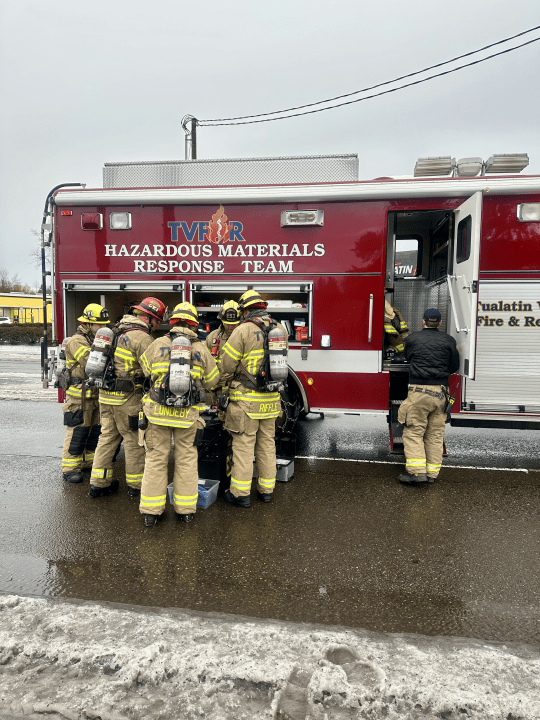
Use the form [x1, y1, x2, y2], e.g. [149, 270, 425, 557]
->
[132, 297, 166, 322]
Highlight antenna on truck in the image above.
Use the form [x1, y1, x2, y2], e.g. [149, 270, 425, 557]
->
[182, 115, 198, 160]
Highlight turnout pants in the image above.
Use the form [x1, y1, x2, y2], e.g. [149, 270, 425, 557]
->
[398, 385, 446, 479]
[62, 398, 101, 473]
[90, 394, 145, 489]
[139, 421, 201, 516]
[224, 403, 277, 498]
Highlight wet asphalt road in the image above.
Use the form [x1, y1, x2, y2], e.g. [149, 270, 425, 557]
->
[0, 347, 539, 645]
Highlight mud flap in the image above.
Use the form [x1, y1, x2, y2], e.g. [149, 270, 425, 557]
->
[388, 399, 404, 455]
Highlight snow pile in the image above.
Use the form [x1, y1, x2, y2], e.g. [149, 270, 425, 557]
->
[0, 345, 56, 402]
[0, 595, 538, 720]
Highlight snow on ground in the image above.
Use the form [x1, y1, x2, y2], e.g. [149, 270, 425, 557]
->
[0, 345, 57, 402]
[0, 345, 42, 361]
[0, 594, 538, 720]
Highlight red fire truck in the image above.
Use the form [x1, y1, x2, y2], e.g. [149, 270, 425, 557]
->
[42, 153, 540, 449]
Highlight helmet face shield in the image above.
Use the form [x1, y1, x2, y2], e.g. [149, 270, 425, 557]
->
[78, 303, 110, 324]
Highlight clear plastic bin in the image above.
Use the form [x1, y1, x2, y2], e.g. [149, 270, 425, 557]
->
[167, 479, 219, 509]
[276, 458, 294, 482]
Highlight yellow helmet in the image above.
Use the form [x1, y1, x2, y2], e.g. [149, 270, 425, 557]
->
[169, 301, 199, 327]
[78, 303, 110, 324]
[218, 300, 240, 324]
[238, 289, 267, 311]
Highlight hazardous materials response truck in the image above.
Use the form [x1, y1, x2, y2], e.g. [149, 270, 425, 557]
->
[41, 152, 540, 450]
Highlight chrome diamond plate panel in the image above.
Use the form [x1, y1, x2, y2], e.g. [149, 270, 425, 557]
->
[103, 155, 358, 188]
[393, 279, 449, 334]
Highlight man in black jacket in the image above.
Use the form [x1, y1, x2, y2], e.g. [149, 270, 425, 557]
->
[398, 308, 460, 485]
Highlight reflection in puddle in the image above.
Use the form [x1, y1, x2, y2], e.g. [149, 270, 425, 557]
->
[0, 553, 57, 596]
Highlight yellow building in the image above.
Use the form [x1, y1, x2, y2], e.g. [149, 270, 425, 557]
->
[0, 293, 50, 324]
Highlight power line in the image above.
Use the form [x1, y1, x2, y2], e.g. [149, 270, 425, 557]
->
[199, 27, 540, 126]
[201, 24, 540, 122]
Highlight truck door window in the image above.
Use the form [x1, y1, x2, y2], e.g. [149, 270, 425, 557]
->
[395, 238, 419, 278]
[456, 215, 472, 264]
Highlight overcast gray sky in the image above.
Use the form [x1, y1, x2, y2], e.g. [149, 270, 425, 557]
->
[1, 0, 539, 285]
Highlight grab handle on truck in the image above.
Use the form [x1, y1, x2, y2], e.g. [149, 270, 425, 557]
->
[447, 275, 469, 334]
[368, 293, 373, 343]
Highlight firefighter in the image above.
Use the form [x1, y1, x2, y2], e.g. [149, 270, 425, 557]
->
[205, 300, 240, 411]
[89, 297, 166, 498]
[219, 289, 288, 507]
[384, 300, 409, 358]
[61, 303, 110, 483]
[398, 308, 460, 485]
[205, 300, 240, 366]
[138, 302, 219, 527]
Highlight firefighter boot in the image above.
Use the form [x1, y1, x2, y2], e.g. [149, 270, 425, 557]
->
[144, 514, 159, 527]
[63, 471, 83, 484]
[177, 513, 194, 523]
[224, 489, 251, 508]
[127, 487, 141, 498]
[88, 480, 119, 498]
[399, 473, 428, 485]
[256, 490, 272, 503]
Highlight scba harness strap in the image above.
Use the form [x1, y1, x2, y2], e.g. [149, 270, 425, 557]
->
[149, 333, 202, 408]
[100, 325, 149, 392]
[235, 315, 282, 393]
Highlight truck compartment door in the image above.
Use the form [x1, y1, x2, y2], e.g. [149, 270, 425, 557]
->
[448, 191, 482, 379]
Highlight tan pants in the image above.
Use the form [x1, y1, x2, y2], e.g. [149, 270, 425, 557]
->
[90, 395, 144, 488]
[61, 398, 100, 473]
[398, 386, 446, 479]
[139, 420, 201, 516]
[224, 402, 276, 498]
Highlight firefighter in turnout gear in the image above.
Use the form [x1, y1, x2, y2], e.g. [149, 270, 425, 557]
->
[398, 308, 460, 485]
[89, 297, 166, 498]
[384, 300, 409, 358]
[219, 289, 289, 507]
[205, 300, 240, 412]
[205, 300, 240, 366]
[138, 302, 219, 527]
[61, 304, 110, 483]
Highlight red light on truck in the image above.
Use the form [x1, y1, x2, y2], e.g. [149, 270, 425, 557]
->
[61, 210, 72, 216]
[81, 213, 103, 231]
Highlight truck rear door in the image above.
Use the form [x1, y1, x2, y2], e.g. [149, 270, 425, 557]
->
[448, 191, 482, 379]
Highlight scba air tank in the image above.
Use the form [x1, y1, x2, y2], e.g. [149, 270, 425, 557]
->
[56, 337, 70, 379]
[86, 327, 115, 378]
[268, 325, 288, 382]
[169, 334, 192, 396]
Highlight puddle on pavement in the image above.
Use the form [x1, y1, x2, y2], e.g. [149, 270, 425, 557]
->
[0, 554, 57, 596]
[1, 454, 540, 646]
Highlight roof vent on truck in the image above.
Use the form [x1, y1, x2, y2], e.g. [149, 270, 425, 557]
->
[414, 153, 529, 178]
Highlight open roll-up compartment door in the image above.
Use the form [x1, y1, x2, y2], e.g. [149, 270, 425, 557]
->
[61, 280, 185, 337]
[189, 281, 313, 346]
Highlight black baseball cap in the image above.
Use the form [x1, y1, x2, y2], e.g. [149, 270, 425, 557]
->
[423, 308, 441, 322]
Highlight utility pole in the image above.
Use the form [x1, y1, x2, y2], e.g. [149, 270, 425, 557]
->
[181, 115, 198, 160]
